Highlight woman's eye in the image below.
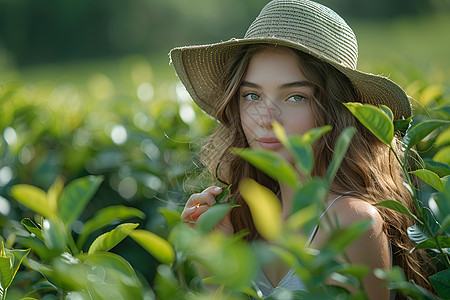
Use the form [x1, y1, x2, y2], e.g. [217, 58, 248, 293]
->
[244, 93, 260, 101]
[287, 95, 305, 103]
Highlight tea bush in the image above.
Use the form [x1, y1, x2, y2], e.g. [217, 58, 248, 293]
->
[0, 53, 449, 299]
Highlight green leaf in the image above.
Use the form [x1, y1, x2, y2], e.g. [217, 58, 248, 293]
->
[158, 207, 181, 227]
[414, 236, 450, 250]
[286, 204, 318, 232]
[403, 120, 449, 149]
[0, 255, 13, 291]
[59, 176, 103, 228]
[80, 252, 137, 277]
[437, 215, 450, 235]
[47, 177, 65, 214]
[77, 205, 144, 249]
[374, 200, 420, 223]
[380, 105, 393, 121]
[331, 263, 370, 280]
[41, 219, 68, 252]
[0, 245, 30, 292]
[429, 269, 450, 299]
[196, 203, 237, 234]
[154, 264, 182, 299]
[433, 177, 450, 221]
[423, 158, 450, 177]
[302, 126, 332, 144]
[393, 117, 412, 133]
[288, 136, 314, 176]
[11, 185, 55, 219]
[410, 169, 444, 192]
[129, 229, 175, 265]
[407, 224, 430, 245]
[434, 146, 450, 165]
[8, 248, 30, 290]
[326, 127, 356, 183]
[328, 220, 372, 252]
[21, 218, 44, 241]
[240, 179, 282, 241]
[292, 178, 328, 213]
[273, 122, 314, 176]
[375, 267, 439, 300]
[215, 184, 232, 203]
[344, 102, 394, 146]
[231, 148, 299, 188]
[88, 223, 138, 254]
[317, 220, 372, 266]
[374, 266, 405, 282]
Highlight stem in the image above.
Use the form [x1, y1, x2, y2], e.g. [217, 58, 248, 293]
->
[67, 232, 79, 255]
[423, 218, 450, 268]
[392, 146, 450, 268]
[391, 147, 420, 211]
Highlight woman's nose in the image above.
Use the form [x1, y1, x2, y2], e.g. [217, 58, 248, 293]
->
[258, 100, 279, 128]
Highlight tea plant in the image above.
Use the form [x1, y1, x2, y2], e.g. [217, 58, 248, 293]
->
[2, 104, 447, 299]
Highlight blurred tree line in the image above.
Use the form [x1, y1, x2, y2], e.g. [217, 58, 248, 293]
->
[0, 0, 449, 67]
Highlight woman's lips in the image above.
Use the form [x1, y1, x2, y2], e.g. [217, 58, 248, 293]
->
[257, 137, 283, 150]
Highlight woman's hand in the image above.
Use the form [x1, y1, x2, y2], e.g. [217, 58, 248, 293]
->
[181, 186, 234, 235]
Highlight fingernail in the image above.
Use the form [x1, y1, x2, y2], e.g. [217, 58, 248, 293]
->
[214, 187, 222, 192]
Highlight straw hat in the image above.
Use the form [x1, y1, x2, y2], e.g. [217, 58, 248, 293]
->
[169, 0, 411, 120]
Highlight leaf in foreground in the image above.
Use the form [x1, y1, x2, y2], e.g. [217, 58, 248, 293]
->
[77, 205, 145, 249]
[374, 200, 420, 223]
[410, 169, 444, 192]
[232, 148, 299, 188]
[429, 269, 450, 299]
[129, 230, 175, 265]
[326, 127, 356, 184]
[11, 185, 54, 219]
[196, 203, 237, 234]
[344, 102, 394, 146]
[240, 178, 282, 241]
[88, 223, 138, 254]
[403, 120, 449, 150]
[59, 175, 104, 227]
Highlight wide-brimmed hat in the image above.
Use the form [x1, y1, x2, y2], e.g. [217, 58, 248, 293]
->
[169, 0, 411, 120]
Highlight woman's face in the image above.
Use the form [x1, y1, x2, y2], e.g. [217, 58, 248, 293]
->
[239, 47, 316, 164]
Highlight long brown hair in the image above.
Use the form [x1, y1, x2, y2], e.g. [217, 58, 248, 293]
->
[198, 44, 433, 292]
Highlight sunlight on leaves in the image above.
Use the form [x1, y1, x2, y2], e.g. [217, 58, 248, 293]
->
[232, 148, 299, 188]
[11, 185, 55, 219]
[344, 103, 393, 146]
[403, 120, 449, 150]
[326, 127, 356, 184]
[410, 169, 444, 192]
[59, 176, 104, 228]
[129, 229, 175, 265]
[240, 178, 281, 241]
[374, 200, 421, 224]
[88, 223, 138, 254]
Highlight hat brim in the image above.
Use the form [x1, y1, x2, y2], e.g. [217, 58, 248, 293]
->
[170, 37, 411, 120]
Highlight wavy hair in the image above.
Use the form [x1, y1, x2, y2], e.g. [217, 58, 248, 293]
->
[198, 44, 433, 293]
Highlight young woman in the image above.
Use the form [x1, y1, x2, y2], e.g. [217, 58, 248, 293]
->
[170, 0, 433, 298]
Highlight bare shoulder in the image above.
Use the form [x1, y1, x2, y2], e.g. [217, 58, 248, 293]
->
[313, 195, 391, 268]
[324, 196, 384, 234]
